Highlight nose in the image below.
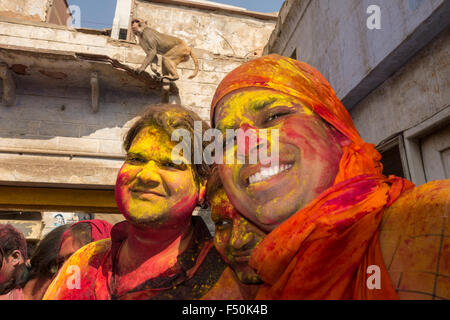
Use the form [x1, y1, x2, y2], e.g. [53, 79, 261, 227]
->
[237, 123, 269, 158]
[135, 161, 162, 188]
[229, 217, 254, 250]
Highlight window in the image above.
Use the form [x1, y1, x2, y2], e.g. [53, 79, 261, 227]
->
[290, 48, 297, 60]
[119, 28, 128, 40]
[376, 134, 409, 179]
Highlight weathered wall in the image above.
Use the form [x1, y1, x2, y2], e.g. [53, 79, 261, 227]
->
[265, 0, 449, 109]
[0, 18, 163, 187]
[47, 0, 71, 26]
[0, 3, 276, 192]
[134, 0, 276, 58]
[133, 1, 276, 120]
[0, 0, 51, 22]
[350, 29, 449, 145]
[0, 87, 158, 187]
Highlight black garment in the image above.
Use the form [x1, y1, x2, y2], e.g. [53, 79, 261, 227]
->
[108, 216, 227, 300]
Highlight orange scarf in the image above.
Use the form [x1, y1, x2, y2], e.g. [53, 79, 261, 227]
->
[211, 54, 414, 299]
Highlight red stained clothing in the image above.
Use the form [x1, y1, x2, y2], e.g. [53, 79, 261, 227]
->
[44, 217, 229, 300]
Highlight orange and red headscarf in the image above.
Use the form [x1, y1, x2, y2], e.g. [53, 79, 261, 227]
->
[211, 54, 414, 299]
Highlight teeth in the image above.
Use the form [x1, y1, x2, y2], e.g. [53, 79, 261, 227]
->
[248, 164, 292, 184]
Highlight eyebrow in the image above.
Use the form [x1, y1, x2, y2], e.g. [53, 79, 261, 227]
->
[127, 149, 191, 166]
[252, 97, 278, 111]
[216, 97, 278, 131]
[127, 151, 170, 162]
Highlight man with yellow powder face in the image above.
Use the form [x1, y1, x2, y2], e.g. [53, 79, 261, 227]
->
[43, 104, 244, 300]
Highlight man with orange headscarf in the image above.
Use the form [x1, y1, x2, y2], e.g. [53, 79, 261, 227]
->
[210, 54, 449, 300]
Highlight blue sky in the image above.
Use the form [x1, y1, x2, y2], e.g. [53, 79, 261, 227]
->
[67, 0, 283, 29]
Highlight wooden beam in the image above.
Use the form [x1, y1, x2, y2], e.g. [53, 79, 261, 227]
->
[0, 186, 120, 213]
[90, 71, 100, 113]
[0, 62, 16, 106]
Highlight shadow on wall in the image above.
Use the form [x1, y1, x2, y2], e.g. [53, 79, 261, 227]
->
[0, 68, 182, 156]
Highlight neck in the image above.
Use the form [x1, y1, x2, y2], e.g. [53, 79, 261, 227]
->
[238, 282, 261, 300]
[23, 277, 52, 300]
[127, 219, 193, 256]
[118, 218, 194, 274]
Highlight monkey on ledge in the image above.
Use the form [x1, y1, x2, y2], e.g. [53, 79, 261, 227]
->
[131, 19, 199, 81]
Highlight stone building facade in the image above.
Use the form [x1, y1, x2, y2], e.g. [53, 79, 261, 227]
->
[0, 0, 276, 241]
[0, 0, 71, 25]
[264, 0, 449, 186]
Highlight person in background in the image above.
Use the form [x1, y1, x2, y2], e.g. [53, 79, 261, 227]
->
[21, 224, 71, 300]
[57, 219, 113, 268]
[0, 224, 28, 300]
[20, 220, 112, 300]
[206, 166, 264, 299]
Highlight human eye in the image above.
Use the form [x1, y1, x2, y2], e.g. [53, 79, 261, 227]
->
[162, 160, 187, 170]
[214, 218, 232, 230]
[126, 154, 146, 165]
[263, 107, 294, 125]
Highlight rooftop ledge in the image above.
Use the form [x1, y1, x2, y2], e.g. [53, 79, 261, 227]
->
[144, 0, 278, 20]
[0, 17, 179, 97]
[0, 44, 177, 94]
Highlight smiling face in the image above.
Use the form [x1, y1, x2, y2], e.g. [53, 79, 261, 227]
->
[115, 124, 200, 228]
[214, 88, 344, 232]
[209, 186, 264, 284]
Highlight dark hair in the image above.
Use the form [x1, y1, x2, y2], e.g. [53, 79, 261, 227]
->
[0, 224, 27, 260]
[205, 165, 222, 205]
[124, 104, 211, 183]
[68, 222, 92, 248]
[28, 224, 71, 280]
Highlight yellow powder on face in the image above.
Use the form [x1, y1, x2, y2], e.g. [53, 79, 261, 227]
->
[118, 122, 197, 222]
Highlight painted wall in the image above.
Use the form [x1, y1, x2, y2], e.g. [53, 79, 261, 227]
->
[134, 0, 276, 58]
[350, 29, 449, 146]
[264, 0, 449, 184]
[265, 0, 449, 109]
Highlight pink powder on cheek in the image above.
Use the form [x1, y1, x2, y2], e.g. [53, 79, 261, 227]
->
[282, 121, 317, 161]
[282, 116, 338, 163]
[114, 167, 133, 216]
[170, 194, 198, 218]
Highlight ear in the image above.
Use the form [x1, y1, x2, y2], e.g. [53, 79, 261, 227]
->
[197, 181, 207, 209]
[329, 125, 352, 148]
[10, 250, 25, 266]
